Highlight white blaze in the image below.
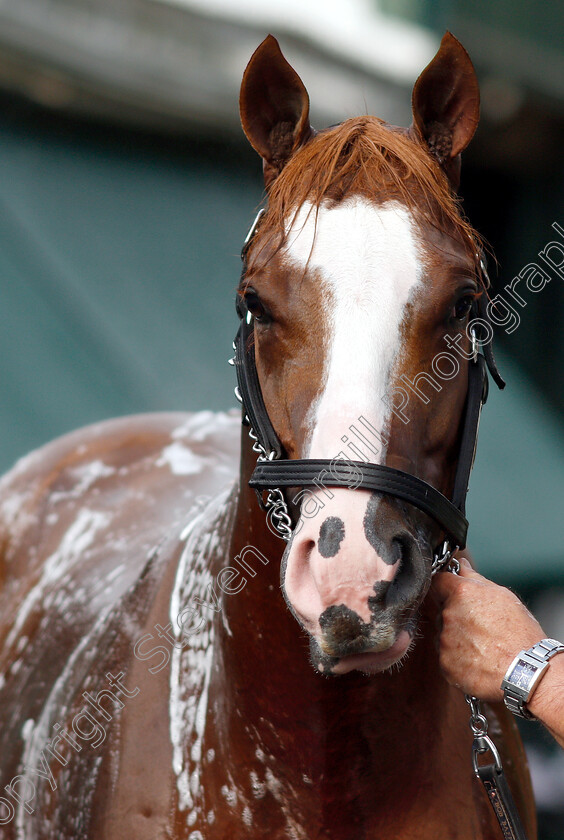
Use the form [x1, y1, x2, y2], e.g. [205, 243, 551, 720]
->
[284, 197, 423, 458]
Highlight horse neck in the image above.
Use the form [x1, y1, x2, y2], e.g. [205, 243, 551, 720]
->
[214, 428, 465, 799]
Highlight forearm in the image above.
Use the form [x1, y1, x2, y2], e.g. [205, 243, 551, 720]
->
[528, 654, 564, 748]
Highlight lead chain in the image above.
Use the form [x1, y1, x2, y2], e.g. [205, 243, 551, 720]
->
[466, 694, 489, 738]
[446, 562, 528, 840]
[232, 350, 293, 542]
[264, 486, 293, 541]
[431, 540, 459, 575]
[246, 419, 293, 542]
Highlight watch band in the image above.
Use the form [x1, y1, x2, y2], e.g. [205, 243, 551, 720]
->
[501, 638, 564, 719]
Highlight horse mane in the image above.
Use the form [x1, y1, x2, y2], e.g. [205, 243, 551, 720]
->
[247, 116, 483, 280]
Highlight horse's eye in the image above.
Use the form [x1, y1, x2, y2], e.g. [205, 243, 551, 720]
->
[244, 290, 268, 322]
[452, 294, 474, 321]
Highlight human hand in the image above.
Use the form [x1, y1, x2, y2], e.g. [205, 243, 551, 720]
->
[431, 558, 545, 702]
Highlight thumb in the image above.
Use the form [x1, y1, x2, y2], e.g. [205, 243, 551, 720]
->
[430, 555, 480, 603]
[430, 565, 460, 605]
[456, 555, 485, 580]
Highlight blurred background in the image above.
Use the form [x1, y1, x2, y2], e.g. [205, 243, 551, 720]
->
[0, 0, 562, 834]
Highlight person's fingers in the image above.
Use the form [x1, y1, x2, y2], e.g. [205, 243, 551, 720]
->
[430, 555, 486, 606]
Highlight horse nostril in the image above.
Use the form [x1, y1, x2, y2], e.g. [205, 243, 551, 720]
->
[391, 537, 404, 564]
[386, 532, 426, 609]
[367, 534, 418, 616]
[391, 534, 412, 564]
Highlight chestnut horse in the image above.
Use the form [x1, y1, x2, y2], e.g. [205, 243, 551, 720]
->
[0, 33, 535, 839]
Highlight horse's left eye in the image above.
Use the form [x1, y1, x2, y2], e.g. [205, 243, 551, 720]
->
[452, 295, 474, 321]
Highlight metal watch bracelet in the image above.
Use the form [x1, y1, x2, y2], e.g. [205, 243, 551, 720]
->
[501, 638, 564, 719]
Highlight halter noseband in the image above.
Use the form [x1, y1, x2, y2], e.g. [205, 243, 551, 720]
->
[232, 209, 505, 569]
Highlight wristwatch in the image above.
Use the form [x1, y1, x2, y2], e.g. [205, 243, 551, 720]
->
[501, 638, 564, 719]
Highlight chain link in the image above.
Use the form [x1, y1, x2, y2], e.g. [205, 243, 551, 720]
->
[466, 694, 489, 737]
[431, 539, 460, 575]
[264, 487, 293, 541]
[232, 342, 294, 541]
[245, 422, 293, 542]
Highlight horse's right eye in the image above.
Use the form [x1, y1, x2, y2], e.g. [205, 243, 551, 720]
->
[244, 290, 269, 322]
[452, 294, 475, 321]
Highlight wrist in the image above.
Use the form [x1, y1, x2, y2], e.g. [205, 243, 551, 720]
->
[527, 650, 564, 721]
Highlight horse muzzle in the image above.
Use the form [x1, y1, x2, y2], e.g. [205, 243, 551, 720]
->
[281, 490, 430, 674]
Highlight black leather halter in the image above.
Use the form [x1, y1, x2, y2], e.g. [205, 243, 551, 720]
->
[233, 209, 505, 560]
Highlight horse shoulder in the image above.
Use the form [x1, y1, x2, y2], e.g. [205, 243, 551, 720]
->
[0, 410, 240, 837]
[0, 409, 239, 600]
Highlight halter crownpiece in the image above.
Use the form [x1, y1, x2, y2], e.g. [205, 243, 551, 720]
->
[232, 208, 505, 567]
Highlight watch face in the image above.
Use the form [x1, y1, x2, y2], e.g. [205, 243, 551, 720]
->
[511, 659, 538, 689]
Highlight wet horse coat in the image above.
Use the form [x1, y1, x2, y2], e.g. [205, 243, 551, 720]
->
[0, 34, 536, 840]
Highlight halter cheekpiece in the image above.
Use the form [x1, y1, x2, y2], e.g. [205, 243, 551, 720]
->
[232, 207, 505, 571]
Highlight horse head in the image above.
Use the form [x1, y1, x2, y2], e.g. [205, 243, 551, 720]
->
[238, 34, 484, 676]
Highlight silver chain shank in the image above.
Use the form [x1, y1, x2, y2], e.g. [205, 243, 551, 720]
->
[246, 425, 293, 541]
[240, 404, 293, 541]
[431, 539, 460, 575]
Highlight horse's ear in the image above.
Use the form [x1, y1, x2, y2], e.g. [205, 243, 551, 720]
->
[411, 32, 479, 190]
[240, 35, 314, 188]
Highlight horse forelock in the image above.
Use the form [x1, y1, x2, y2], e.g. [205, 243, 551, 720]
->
[244, 115, 484, 285]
